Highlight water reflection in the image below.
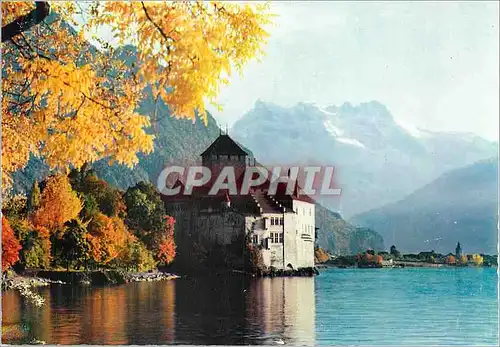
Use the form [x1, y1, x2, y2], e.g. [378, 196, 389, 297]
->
[246, 277, 315, 345]
[2, 276, 315, 345]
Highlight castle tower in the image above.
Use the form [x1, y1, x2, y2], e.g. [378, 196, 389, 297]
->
[200, 132, 250, 181]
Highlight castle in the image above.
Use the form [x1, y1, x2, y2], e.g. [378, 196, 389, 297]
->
[162, 133, 315, 271]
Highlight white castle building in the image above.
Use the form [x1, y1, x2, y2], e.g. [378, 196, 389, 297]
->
[162, 133, 315, 271]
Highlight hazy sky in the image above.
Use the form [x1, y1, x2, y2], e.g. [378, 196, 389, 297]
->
[210, 1, 499, 141]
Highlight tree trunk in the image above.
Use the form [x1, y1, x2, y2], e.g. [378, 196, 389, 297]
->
[2, 2, 50, 43]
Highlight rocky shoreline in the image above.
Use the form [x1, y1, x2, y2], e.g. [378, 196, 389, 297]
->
[5, 269, 180, 288]
[124, 272, 180, 282]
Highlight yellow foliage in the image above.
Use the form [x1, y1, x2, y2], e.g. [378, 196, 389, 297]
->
[1, 1, 272, 188]
[32, 174, 82, 231]
[459, 255, 468, 265]
[472, 254, 483, 266]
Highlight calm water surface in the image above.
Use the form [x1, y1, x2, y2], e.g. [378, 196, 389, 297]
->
[2, 268, 498, 345]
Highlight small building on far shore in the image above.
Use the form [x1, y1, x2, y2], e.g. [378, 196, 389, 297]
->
[381, 259, 394, 267]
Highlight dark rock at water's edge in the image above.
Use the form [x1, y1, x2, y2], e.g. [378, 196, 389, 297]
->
[166, 261, 319, 278]
[232, 267, 318, 278]
[262, 267, 319, 277]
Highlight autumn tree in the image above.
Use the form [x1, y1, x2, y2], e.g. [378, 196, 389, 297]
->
[2, 217, 22, 270]
[459, 255, 468, 266]
[314, 247, 329, 264]
[1, 1, 272, 188]
[472, 254, 483, 266]
[32, 174, 82, 231]
[152, 215, 176, 265]
[87, 213, 131, 265]
[445, 255, 456, 265]
[356, 252, 382, 267]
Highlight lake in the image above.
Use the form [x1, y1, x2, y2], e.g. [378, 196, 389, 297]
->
[2, 267, 498, 345]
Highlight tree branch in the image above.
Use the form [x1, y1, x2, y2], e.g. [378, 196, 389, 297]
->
[140, 1, 175, 46]
[2, 2, 51, 43]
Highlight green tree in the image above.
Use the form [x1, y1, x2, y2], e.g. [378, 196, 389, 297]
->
[21, 230, 51, 269]
[79, 193, 99, 222]
[390, 245, 401, 259]
[117, 238, 157, 272]
[27, 179, 41, 212]
[61, 219, 91, 270]
[123, 182, 166, 246]
[70, 168, 126, 218]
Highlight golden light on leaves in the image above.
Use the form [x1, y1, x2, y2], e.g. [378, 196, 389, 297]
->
[32, 174, 82, 231]
[2, 1, 272, 189]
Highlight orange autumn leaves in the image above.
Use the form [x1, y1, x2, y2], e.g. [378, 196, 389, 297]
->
[87, 214, 131, 265]
[2, 172, 177, 271]
[1, 1, 272, 189]
[356, 252, 383, 266]
[154, 216, 176, 265]
[32, 175, 82, 230]
[1, 217, 21, 270]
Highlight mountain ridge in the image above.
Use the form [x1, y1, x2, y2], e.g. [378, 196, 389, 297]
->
[230, 100, 498, 217]
[351, 157, 498, 254]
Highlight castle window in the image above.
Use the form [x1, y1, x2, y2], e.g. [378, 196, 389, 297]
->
[280, 217, 284, 225]
[274, 233, 279, 243]
[270, 218, 274, 226]
[309, 209, 312, 216]
[252, 235, 258, 244]
[275, 217, 279, 225]
[279, 233, 284, 243]
[269, 233, 273, 243]
[231, 155, 239, 161]
[211, 154, 217, 160]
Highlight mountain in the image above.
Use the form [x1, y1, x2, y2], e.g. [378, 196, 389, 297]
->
[351, 157, 498, 254]
[316, 203, 384, 255]
[230, 100, 498, 217]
